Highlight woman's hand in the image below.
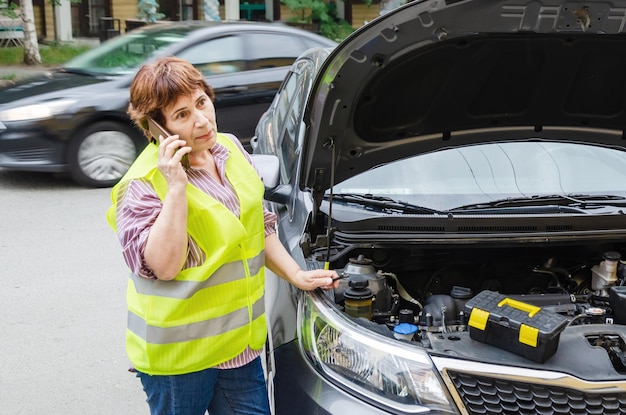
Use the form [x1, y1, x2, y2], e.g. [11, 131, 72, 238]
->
[145, 134, 191, 280]
[264, 233, 339, 291]
[156, 134, 191, 186]
[290, 269, 340, 291]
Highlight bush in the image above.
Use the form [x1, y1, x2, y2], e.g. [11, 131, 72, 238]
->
[320, 19, 355, 42]
[0, 43, 91, 66]
[282, 0, 355, 41]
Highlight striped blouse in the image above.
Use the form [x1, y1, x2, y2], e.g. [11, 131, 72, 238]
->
[115, 134, 276, 370]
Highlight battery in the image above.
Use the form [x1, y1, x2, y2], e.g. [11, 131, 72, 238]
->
[464, 290, 569, 363]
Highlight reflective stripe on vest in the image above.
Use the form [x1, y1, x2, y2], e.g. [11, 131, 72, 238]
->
[128, 295, 265, 344]
[129, 252, 264, 299]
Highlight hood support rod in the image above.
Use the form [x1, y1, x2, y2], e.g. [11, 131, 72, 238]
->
[324, 137, 336, 270]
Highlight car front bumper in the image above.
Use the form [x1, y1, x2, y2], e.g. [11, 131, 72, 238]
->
[0, 124, 68, 173]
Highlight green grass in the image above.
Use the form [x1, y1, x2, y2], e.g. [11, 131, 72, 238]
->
[0, 43, 91, 66]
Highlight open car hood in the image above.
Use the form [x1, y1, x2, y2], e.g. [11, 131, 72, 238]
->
[301, 0, 626, 192]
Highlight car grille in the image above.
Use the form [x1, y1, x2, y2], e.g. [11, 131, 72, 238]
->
[6, 147, 54, 162]
[448, 371, 626, 415]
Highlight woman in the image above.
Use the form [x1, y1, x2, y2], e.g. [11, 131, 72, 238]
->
[106, 56, 338, 415]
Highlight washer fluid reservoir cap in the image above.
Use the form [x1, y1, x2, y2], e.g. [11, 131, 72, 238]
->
[393, 323, 418, 341]
[394, 323, 418, 335]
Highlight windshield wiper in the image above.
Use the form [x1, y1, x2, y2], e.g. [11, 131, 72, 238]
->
[325, 193, 445, 214]
[449, 194, 626, 213]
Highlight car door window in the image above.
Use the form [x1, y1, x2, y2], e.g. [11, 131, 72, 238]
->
[274, 74, 297, 133]
[177, 35, 246, 75]
[272, 60, 313, 183]
[244, 33, 310, 70]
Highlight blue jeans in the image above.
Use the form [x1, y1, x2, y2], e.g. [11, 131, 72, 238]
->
[137, 357, 271, 415]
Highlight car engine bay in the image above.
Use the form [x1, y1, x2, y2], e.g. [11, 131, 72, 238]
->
[315, 240, 626, 379]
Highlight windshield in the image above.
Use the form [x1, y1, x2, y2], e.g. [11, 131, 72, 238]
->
[63, 26, 191, 75]
[329, 142, 626, 211]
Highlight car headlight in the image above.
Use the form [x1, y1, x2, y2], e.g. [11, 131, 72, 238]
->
[299, 291, 456, 414]
[0, 99, 77, 122]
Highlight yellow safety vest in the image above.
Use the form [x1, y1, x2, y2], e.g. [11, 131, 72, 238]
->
[107, 134, 267, 375]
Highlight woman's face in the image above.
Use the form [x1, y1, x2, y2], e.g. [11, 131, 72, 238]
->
[162, 88, 217, 154]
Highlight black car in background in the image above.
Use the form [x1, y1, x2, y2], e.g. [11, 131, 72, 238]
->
[0, 21, 336, 187]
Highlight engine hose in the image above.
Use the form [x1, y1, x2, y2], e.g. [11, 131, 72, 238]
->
[380, 271, 423, 310]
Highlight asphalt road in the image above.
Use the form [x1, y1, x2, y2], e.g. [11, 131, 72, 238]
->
[0, 170, 147, 414]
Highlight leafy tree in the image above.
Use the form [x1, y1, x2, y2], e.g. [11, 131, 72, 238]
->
[2, 0, 84, 66]
[281, 0, 355, 42]
[20, 0, 41, 65]
[282, 0, 329, 23]
[0, 0, 18, 18]
[0, 0, 40, 65]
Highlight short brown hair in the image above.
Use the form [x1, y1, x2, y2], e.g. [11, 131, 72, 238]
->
[128, 56, 215, 141]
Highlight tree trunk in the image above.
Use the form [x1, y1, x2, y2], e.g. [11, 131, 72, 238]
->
[20, 0, 41, 65]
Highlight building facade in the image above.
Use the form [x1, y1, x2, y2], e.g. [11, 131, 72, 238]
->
[6, 0, 381, 43]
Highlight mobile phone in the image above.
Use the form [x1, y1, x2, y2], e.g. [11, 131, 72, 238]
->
[147, 117, 190, 170]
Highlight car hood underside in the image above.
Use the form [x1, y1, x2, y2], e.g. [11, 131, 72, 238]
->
[301, 0, 626, 191]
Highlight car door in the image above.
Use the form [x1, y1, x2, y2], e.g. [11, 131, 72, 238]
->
[262, 54, 319, 354]
[258, 59, 319, 411]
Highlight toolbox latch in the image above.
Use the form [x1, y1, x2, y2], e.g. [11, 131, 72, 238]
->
[468, 308, 489, 330]
[519, 324, 539, 347]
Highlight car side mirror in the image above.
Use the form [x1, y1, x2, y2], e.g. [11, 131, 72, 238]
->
[250, 154, 292, 205]
[264, 183, 292, 205]
[251, 154, 279, 188]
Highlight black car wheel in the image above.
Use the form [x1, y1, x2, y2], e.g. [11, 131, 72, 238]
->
[68, 121, 144, 188]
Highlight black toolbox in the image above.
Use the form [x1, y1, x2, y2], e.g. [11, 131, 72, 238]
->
[464, 290, 569, 363]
